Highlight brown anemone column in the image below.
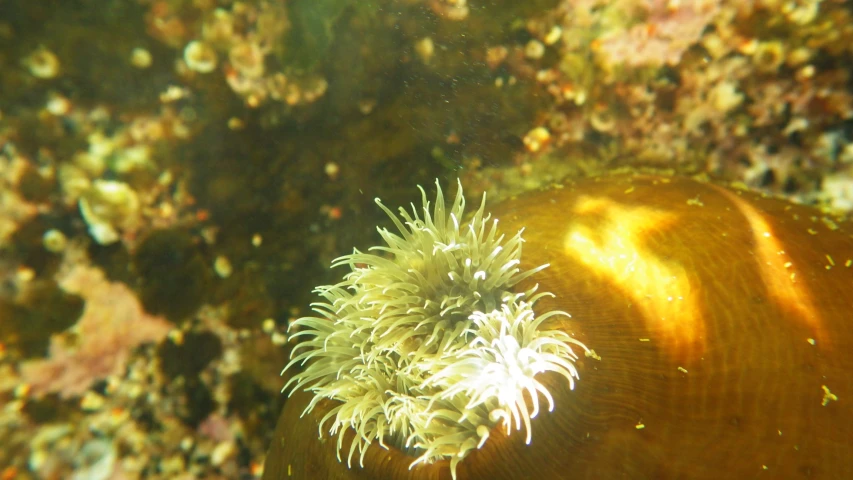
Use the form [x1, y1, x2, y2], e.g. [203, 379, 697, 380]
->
[263, 174, 853, 480]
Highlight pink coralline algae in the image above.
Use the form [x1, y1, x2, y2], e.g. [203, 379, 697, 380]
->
[597, 0, 721, 67]
[19, 262, 172, 399]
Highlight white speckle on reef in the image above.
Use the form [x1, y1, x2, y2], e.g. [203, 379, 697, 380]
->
[25, 47, 61, 79]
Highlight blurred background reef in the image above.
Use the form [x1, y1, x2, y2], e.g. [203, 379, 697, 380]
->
[0, 0, 852, 478]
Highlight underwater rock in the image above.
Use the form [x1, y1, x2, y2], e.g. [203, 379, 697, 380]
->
[134, 229, 209, 322]
[157, 330, 223, 381]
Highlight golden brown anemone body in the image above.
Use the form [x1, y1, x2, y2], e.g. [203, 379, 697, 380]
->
[263, 174, 853, 479]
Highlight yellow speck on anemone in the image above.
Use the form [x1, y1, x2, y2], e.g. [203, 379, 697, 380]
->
[281, 180, 590, 478]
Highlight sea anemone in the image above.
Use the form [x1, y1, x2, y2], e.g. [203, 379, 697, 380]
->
[265, 173, 853, 480]
[282, 180, 591, 478]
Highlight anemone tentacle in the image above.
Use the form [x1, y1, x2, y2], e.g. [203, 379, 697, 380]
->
[283, 179, 590, 479]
